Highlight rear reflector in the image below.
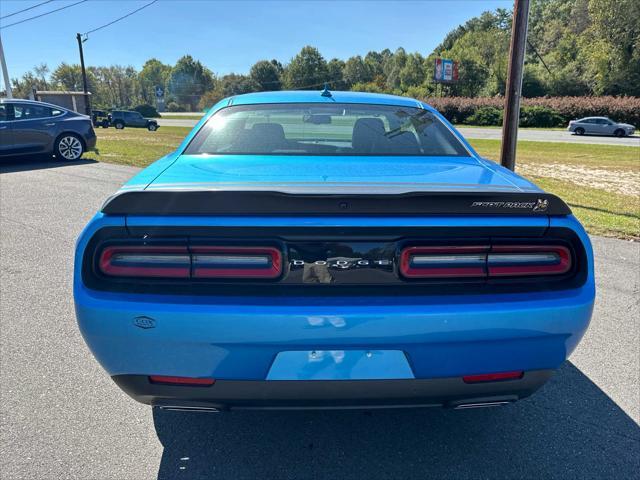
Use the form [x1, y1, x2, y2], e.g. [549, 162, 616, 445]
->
[149, 375, 215, 386]
[462, 371, 524, 383]
[98, 245, 282, 280]
[400, 245, 571, 279]
[192, 246, 282, 278]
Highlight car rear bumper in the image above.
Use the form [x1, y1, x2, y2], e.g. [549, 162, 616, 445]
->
[113, 370, 554, 410]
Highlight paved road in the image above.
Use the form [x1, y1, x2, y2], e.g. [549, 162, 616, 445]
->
[458, 126, 640, 147]
[156, 116, 640, 146]
[1, 160, 638, 480]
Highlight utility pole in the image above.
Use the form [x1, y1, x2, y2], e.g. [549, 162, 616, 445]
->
[76, 33, 91, 115]
[500, 0, 530, 171]
[0, 33, 13, 98]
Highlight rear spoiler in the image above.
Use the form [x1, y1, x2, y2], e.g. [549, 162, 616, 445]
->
[101, 190, 571, 216]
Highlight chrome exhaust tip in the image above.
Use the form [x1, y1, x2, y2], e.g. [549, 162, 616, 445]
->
[454, 401, 511, 410]
[158, 405, 220, 413]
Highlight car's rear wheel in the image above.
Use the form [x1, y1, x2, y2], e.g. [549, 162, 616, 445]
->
[148, 123, 157, 131]
[55, 134, 84, 161]
[574, 127, 585, 135]
[114, 121, 125, 129]
[101, 120, 110, 128]
[614, 129, 625, 137]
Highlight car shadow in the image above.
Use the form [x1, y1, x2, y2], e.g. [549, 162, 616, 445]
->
[0, 156, 98, 174]
[153, 362, 639, 479]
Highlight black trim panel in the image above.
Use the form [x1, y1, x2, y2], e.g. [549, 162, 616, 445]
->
[112, 370, 554, 410]
[102, 190, 571, 216]
[81, 227, 587, 296]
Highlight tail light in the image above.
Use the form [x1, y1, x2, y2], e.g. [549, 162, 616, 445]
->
[98, 244, 282, 280]
[400, 246, 488, 278]
[400, 244, 572, 279]
[488, 245, 571, 276]
[99, 246, 190, 278]
[192, 246, 281, 278]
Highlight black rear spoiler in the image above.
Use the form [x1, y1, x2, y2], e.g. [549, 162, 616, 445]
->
[101, 190, 571, 216]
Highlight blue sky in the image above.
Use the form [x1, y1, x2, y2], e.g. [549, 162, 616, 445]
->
[1, 0, 510, 80]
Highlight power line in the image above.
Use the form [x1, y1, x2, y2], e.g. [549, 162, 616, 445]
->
[0, 0, 88, 30]
[83, 0, 158, 37]
[0, 0, 56, 20]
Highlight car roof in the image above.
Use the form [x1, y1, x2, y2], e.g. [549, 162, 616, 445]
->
[227, 90, 427, 109]
[581, 116, 611, 120]
[0, 98, 72, 110]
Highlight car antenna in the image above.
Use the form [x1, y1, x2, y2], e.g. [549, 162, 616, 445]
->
[321, 83, 332, 98]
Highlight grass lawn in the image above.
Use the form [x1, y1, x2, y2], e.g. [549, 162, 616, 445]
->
[90, 128, 639, 239]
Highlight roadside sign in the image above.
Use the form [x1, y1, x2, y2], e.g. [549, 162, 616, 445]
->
[155, 86, 164, 98]
[434, 58, 459, 83]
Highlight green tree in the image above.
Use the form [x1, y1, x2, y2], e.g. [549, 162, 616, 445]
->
[249, 60, 281, 91]
[198, 74, 259, 110]
[283, 46, 328, 90]
[343, 55, 372, 87]
[326, 58, 346, 89]
[50, 63, 88, 91]
[167, 55, 215, 111]
[138, 58, 171, 104]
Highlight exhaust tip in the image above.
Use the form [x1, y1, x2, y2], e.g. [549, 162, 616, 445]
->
[158, 405, 220, 413]
[454, 401, 512, 410]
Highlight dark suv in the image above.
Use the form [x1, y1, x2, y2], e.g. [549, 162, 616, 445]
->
[110, 110, 158, 131]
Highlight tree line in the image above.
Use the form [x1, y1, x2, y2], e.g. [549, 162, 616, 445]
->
[8, 0, 638, 112]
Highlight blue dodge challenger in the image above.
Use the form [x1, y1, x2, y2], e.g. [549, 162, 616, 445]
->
[74, 91, 595, 412]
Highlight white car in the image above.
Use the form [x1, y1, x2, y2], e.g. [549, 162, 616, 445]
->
[568, 116, 636, 137]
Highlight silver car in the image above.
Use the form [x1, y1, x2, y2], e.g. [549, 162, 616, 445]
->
[568, 116, 636, 137]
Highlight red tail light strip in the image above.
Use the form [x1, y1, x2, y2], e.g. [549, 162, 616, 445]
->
[99, 246, 190, 278]
[400, 245, 572, 279]
[400, 245, 490, 278]
[99, 245, 282, 279]
[488, 245, 571, 276]
[192, 246, 282, 279]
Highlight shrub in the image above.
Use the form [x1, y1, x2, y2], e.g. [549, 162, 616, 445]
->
[519, 106, 564, 128]
[166, 101, 181, 112]
[133, 104, 160, 118]
[465, 106, 503, 126]
[424, 96, 640, 127]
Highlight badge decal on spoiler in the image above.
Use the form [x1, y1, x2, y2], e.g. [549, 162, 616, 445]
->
[471, 198, 549, 212]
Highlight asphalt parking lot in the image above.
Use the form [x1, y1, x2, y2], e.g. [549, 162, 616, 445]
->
[1, 159, 638, 480]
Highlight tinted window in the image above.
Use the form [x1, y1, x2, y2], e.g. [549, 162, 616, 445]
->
[186, 103, 468, 157]
[0, 105, 7, 122]
[13, 104, 55, 120]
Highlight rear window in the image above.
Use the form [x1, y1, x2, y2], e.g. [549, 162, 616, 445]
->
[185, 103, 469, 156]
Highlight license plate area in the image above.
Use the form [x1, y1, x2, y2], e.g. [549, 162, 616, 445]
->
[266, 350, 415, 380]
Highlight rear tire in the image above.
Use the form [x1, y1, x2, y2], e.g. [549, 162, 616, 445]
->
[114, 121, 125, 130]
[54, 134, 84, 161]
[614, 129, 625, 137]
[574, 127, 585, 135]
